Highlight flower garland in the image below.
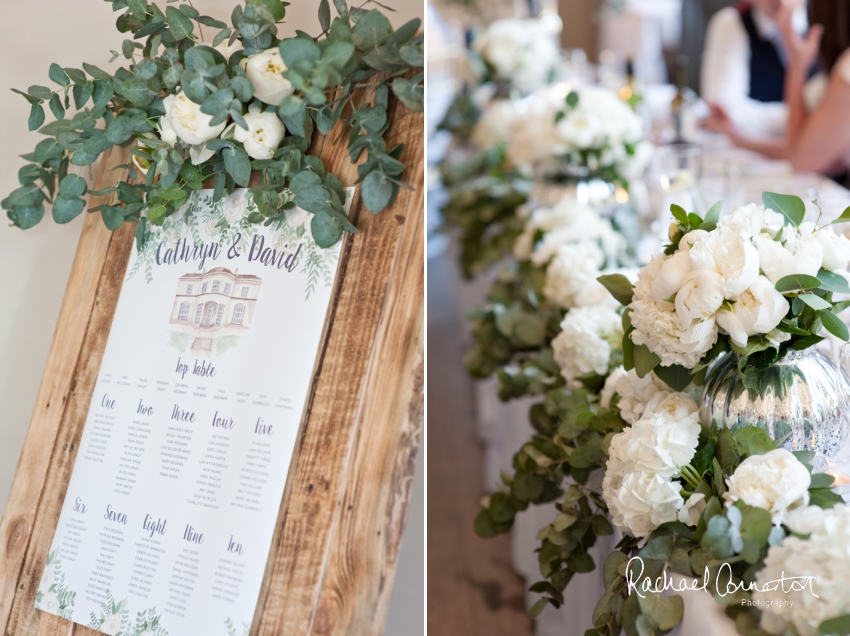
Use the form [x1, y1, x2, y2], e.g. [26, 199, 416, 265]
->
[4, 0, 424, 249]
[474, 195, 850, 636]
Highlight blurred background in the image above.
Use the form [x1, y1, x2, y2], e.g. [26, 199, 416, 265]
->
[0, 2, 423, 634]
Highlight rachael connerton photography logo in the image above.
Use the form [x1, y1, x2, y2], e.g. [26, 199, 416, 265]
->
[624, 556, 819, 607]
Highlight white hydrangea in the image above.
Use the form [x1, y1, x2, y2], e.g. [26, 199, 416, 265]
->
[552, 305, 623, 386]
[612, 369, 669, 423]
[607, 410, 701, 478]
[603, 472, 683, 538]
[554, 86, 644, 155]
[724, 448, 811, 523]
[470, 18, 561, 94]
[543, 242, 605, 309]
[600, 366, 628, 410]
[754, 504, 850, 636]
[512, 196, 605, 263]
[630, 253, 718, 368]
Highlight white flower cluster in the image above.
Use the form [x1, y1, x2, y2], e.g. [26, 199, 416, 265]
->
[158, 47, 293, 166]
[470, 19, 561, 95]
[552, 305, 623, 386]
[602, 392, 704, 537]
[629, 204, 850, 368]
[513, 195, 624, 266]
[724, 448, 811, 523]
[601, 367, 684, 424]
[754, 504, 850, 636]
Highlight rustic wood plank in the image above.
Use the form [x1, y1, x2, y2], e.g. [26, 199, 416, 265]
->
[0, 149, 131, 636]
[309, 104, 424, 635]
[253, 82, 423, 634]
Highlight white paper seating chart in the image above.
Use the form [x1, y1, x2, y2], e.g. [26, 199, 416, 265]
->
[36, 188, 350, 636]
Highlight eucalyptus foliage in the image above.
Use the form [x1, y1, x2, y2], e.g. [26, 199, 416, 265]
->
[4, 0, 423, 249]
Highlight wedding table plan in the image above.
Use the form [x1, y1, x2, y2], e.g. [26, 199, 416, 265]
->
[0, 74, 424, 636]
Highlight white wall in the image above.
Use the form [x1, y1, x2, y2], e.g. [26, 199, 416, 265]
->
[0, 1, 423, 633]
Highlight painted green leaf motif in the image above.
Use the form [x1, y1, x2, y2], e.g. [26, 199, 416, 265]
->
[763, 191, 806, 227]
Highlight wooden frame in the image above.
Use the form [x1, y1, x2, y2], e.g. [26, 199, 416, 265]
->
[0, 83, 423, 636]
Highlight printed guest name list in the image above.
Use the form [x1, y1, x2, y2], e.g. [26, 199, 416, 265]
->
[37, 190, 344, 636]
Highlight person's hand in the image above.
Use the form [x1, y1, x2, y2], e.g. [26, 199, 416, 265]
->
[701, 103, 737, 138]
[776, 4, 823, 72]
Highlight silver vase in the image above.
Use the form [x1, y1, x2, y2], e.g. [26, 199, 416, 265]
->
[700, 347, 850, 465]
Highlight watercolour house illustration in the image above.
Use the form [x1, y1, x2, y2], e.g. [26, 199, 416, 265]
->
[168, 268, 262, 357]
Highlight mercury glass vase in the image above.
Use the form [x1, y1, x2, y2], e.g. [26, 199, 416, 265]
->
[700, 347, 850, 466]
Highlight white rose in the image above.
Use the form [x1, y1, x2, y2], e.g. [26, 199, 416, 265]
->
[605, 472, 683, 538]
[614, 369, 669, 424]
[233, 104, 286, 160]
[157, 114, 178, 146]
[650, 250, 693, 303]
[756, 224, 824, 284]
[813, 226, 850, 272]
[715, 276, 790, 348]
[724, 448, 811, 522]
[222, 189, 249, 224]
[241, 48, 294, 106]
[552, 305, 623, 386]
[600, 366, 628, 409]
[285, 205, 311, 228]
[39, 567, 55, 592]
[101, 614, 122, 636]
[38, 592, 60, 614]
[689, 227, 760, 298]
[161, 92, 227, 147]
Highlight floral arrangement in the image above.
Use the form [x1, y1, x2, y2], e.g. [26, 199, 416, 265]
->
[600, 193, 850, 392]
[468, 18, 561, 96]
[4, 0, 423, 248]
[473, 192, 850, 636]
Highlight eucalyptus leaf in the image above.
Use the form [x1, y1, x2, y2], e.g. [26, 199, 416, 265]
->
[821, 310, 850, 341]
[763, 191, 806, 227]
[52, 197, 86, 224]
[361, 170, 393, 213]
[775, 274, 822, 293]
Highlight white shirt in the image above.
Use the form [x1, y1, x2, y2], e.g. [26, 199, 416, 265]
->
[700, 6, 809, 139]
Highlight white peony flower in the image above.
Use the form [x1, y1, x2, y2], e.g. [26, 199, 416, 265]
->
[715, 276, 790, 348]
[754, 504, 850, 636]
[604, 472, 684, 538]
[630, 254, 718, 368]
[674, 268, 724, 330]
[813, 225, 850, 272]
[101, 613, 122, 636]
[233, 104, 286, 160]
[600, 366, 628, 410]
[724, 448, 811, 523]
[678, 229, 710, 251]
[650, 249, 693, 302]
[161, 92, 227, 147]
[613, 369, 671, 423]
[241, 48, 294, 106]
[719, 203, 784, 240]
[552, 305, 623, 386]
[543, 241, 605, 309]
[756, 223, 823, 284]
[689, 226, 760, 298]
[38, 592, 60, 614]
